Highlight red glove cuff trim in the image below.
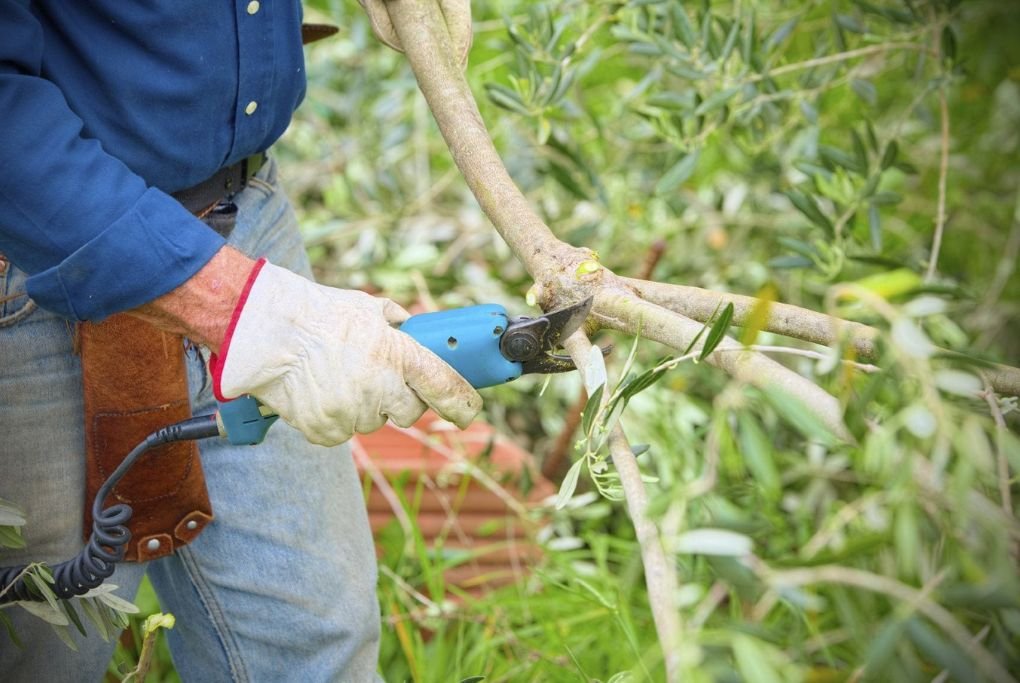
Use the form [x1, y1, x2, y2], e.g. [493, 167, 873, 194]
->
[210, 257, 267, 402]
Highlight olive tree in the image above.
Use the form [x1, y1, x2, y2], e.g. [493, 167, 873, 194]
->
[367, 1, 1020, 680]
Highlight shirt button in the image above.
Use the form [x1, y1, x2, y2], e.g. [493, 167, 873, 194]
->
[246, 1, 260, 15]
[245, 100, 258, 116]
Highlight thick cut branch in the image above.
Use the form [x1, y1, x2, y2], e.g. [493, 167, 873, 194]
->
[596, 289, 852, 441]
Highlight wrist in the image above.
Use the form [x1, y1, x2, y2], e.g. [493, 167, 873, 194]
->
[129, 246, 258, 353]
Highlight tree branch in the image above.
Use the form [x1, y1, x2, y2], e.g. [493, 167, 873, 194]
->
[623, 277, 1020, 396]
[926, 86, 950, 281]
[595, 289, 852, 441]
[384, 1, 1020, 400]
[377, 2, 1017, 676]
[563, 332, 683, 682]
[623, 277, 881, 356]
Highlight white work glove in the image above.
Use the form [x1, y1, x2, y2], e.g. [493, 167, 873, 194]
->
[359, 0, 473, 68]
[210, 260, 482, 446]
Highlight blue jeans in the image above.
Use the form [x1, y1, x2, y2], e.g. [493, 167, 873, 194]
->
[0, 159, 381, 682]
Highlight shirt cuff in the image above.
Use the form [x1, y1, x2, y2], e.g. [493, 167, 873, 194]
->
[26, 187, 226, 321]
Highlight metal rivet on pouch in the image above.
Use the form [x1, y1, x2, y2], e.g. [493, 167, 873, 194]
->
[186, 520, 199, 530]
[146, 539, 161, 552]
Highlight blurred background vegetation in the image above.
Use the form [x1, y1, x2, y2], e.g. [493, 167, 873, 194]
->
[115, 0, 1020, 680]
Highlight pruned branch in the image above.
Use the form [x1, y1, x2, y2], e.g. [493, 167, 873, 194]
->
[385, 0, 1018, 398]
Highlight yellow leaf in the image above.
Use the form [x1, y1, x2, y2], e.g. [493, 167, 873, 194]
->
[142, 612, 175, 634]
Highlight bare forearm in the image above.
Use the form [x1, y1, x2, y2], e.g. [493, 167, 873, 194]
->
[129, 246, 255, 353]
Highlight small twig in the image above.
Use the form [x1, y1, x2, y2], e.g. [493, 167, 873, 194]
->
[682, 407, 723, 499]
[981, 379, 1012, 512]
[740, 345, 880, 373]
[379, 564, 439, 610]
[979, 375, 1018, 561]
[926, 85, 951, 281]
[978, 190, 1020, 315]
[417, 474, 474, 549]
[639, 239, 668, 281]
[745, 41, 926, 84]
[689, 580, 728, 630]
[393, 424, 531, 519]
[0, 563, 40, 602]
[409, 270, 439, 312]
[800, 492, 888, 559]
[351, 438, 415, 541]
[932, 625, 992, 683]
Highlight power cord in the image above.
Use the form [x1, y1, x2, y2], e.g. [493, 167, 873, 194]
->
[0, 414, 220, 604]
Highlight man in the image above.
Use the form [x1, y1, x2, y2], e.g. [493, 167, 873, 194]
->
[0, 1, 478, 680]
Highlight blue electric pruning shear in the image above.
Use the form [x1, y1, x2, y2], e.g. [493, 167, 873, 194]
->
[216, 296, 596, 446]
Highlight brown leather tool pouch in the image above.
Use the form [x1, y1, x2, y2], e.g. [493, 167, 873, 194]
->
[80, 311, 213, 562]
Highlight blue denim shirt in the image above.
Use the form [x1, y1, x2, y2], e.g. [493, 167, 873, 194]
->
[0, 0, 307, 321]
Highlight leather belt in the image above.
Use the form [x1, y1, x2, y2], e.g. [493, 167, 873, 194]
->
[171, 152, 266, 217]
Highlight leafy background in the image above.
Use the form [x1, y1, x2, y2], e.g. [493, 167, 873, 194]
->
[6, 0, 1019, 681]
[279, 1, 1020, 680]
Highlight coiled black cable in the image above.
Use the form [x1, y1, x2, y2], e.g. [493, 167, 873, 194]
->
[0, 414, 220, 604]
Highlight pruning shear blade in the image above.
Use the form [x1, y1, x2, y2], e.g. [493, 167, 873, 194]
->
[499, 296, 597, 375]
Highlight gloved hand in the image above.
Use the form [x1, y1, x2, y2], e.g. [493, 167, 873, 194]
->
[359, 0, 473, 68]
[209, 260, 482, 446]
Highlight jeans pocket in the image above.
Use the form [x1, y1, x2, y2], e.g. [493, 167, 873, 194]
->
[0, 258, 38, 328]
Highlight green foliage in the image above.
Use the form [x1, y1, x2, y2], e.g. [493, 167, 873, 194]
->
[374, 481, 662, 682]
[0, 497, 28, 550]
[1, 498, 139, 653]
[108, 578, 180, 683]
